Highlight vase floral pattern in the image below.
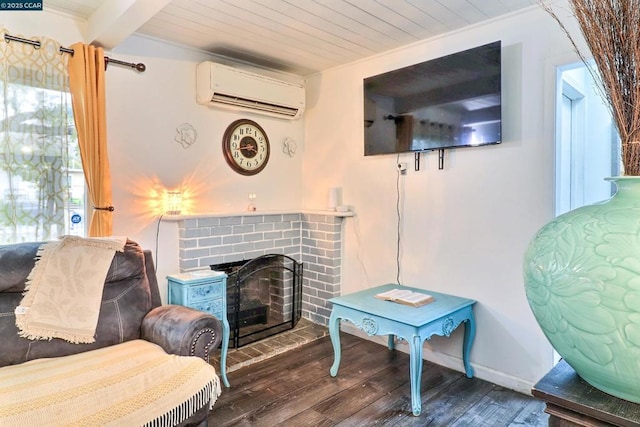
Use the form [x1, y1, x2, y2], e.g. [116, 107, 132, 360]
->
[524, 177, 640, 403]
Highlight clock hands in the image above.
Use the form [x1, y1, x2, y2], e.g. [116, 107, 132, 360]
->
[239, 144, 257, 153]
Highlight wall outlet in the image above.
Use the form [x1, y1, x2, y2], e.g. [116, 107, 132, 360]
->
[397, 162, 407, 174]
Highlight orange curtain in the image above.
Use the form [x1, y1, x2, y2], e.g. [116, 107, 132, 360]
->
[68, 43, 113, 237]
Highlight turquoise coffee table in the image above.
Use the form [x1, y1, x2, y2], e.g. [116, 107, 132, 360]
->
[328, 284, 476, 416]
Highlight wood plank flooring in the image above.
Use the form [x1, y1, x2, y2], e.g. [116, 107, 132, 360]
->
[208, 333, 548, 426]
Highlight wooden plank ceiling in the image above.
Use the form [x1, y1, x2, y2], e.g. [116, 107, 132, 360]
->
[45, 0, 537, 76]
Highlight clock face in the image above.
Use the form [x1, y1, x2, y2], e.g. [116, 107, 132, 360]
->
[222, 119, 270, 175]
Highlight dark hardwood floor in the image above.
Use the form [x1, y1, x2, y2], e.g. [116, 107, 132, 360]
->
[208, 333, 548, 426]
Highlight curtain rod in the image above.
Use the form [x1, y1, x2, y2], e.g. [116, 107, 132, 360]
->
[4, 33, 146, 72]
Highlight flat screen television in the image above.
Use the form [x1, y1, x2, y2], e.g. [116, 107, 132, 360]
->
[364, 41, 502, 156]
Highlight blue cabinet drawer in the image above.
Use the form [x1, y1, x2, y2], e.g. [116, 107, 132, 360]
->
[190, 298, 223, 317]
[188, 281, 224, 301]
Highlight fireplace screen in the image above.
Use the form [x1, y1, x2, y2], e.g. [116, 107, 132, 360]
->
[211, 254, 303, 348]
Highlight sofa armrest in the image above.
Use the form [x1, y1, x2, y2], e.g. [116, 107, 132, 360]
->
[141, 305, 222, 362]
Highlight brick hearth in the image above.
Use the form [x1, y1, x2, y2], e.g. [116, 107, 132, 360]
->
[210, 318, 328, 373]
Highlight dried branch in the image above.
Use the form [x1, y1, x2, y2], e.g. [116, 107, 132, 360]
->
[541, 0, 640, 175]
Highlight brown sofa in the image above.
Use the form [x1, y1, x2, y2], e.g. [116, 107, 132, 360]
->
[0, 240, 222, 426]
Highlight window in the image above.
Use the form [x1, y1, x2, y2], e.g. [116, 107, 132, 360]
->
[0, 40, 86, 243]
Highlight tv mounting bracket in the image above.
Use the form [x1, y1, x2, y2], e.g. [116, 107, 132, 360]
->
[438, 149, 445, 170]
[413, 150, 446, 171]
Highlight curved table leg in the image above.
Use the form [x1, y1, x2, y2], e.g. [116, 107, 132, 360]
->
[329, 310, 341, 377]
[409, 335, 424, 416]
[462, 315, 476, 378]
[220, 318, 230, 387]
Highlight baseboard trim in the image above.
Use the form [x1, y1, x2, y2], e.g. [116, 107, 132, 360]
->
[339, 323, 535, 396]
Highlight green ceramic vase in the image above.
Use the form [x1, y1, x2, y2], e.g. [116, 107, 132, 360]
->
[524, 176, 640, 403]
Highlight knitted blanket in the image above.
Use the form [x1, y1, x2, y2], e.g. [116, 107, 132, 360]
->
[15, 235, 127, 343]
[0, 340, 221, 426]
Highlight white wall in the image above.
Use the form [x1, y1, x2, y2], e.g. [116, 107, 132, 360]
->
[5, 4, 583, 394]
[2, 9, 85, 44]
[302, 6, 578, 393]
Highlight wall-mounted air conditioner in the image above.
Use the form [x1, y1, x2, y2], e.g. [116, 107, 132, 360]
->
[196, 61, 305, 120]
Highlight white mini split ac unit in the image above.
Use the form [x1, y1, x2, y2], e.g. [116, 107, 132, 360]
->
[196, 61, 305, 120]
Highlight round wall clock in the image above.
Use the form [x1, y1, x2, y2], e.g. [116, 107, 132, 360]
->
[222, 119, 270, 175]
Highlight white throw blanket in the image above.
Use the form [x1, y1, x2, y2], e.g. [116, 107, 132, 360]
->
[15, 235, 127, 343]
[0, 340, 221, 426]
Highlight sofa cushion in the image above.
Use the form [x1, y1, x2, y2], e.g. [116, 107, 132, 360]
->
[0, 339, 221, 426]
[0, 239, 146, 293]
[0, 240, 153, 367]
[0, 241, 40, 293]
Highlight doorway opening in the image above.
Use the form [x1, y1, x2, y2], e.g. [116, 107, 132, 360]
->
[555, 62, 619, 217]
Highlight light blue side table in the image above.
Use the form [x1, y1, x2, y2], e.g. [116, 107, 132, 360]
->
[328, 284, 476, 416]
[167, 270, 230, 387]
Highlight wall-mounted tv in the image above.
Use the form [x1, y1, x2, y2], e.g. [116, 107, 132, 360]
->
[364, 41, 502, 156]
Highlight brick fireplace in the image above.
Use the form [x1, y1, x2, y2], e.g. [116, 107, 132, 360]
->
[174, 211, 350, 325]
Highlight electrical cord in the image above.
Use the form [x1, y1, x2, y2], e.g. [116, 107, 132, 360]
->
[396, 154, 402, 286]
[154, 214, 163, 273]
[352, 211, 371, 287]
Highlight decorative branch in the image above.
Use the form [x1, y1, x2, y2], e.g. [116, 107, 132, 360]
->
[541, 0, 640, 175]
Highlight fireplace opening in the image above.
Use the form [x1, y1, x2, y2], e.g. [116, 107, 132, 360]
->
[211, 254, 303, 348]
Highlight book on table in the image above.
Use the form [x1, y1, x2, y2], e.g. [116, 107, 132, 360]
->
[374, 288, 435, 307]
